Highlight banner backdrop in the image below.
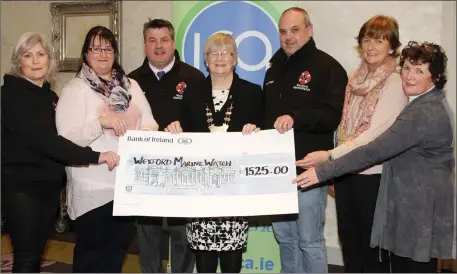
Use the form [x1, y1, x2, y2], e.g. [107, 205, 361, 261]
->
[172, 1, 299, 273]
[173, 1, 297, 86]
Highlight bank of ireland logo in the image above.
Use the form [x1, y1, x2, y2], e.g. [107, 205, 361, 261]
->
[178, 137, 192, 145]
[179, 1, 280, 86]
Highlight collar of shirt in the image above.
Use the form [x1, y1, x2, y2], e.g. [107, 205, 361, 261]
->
[408, 85, 435, 104]
[148, 57, 176, 80]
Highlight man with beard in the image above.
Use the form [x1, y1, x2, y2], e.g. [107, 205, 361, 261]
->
[128, 18, 204, 273]
[263, 7, 348, 273]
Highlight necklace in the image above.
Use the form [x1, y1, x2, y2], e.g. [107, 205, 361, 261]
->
[206, 103, 234, 133]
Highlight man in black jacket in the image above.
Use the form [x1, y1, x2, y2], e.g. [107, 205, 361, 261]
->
[128, 19, 204, 273]
[263, 7, 348, 273]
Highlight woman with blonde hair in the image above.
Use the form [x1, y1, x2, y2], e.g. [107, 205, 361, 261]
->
[165, 33, 263, 273]
[297, 15, 408, 272]
[1, 32, 118, 272]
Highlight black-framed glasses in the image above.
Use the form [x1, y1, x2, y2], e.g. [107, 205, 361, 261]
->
[89, 47, 115, 54]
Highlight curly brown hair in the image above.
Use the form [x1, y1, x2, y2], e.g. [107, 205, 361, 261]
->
[399, 41, 448, 89]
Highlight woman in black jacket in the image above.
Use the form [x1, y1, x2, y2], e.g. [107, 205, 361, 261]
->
[165, 33, 263, 273]
[1, 32, 118, 273]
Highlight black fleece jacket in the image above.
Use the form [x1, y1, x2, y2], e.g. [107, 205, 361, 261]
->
[263, 38, 348, 173]
[128, 50, 206, 131]
[1, 75, 100, 187]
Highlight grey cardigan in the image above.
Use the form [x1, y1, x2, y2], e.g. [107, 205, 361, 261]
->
[317, 89, 455, 262]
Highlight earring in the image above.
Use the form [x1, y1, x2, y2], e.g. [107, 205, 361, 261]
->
[389, 50, 394, 54]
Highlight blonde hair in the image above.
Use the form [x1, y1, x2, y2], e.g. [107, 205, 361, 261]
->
[9, 32, 57, 82]
[203, 33, 238, 65]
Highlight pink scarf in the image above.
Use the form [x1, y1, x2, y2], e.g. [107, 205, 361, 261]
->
[337, 57, 397, 144]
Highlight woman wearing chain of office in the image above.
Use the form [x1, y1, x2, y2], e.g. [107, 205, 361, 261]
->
[164, 33, 263, 273]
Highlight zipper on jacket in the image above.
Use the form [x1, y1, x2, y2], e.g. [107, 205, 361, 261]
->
[279, 60, 289, 101]
[388, 251, 392, 272]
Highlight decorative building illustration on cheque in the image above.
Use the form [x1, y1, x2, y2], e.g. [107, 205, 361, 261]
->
[133, 164, 237, 190]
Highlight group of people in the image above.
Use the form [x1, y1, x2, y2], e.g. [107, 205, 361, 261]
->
[1, 5, 454, 274]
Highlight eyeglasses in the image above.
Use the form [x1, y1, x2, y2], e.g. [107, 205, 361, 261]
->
[209, 51, 233, 60]
[89, 47, 115, 54]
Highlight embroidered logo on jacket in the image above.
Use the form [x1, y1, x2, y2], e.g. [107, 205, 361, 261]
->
[176, 82, 187, 94]
[293, 71, 311, 91]
[299, 71, 311, 84]
[173, 82, 187, 100]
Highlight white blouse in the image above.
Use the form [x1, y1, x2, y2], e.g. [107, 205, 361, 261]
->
[212, 89, 230, 112]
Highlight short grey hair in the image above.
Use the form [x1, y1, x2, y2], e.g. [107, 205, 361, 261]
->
[203, 33, 238, 65]
[9, 32, 57, 82]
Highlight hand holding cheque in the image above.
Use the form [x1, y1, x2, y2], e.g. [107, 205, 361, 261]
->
[165, 120, 260, 135]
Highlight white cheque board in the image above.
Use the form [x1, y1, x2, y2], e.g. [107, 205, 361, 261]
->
[113, 129, 298, 217]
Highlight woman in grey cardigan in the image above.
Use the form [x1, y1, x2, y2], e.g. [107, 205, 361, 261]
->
[295, 41, 455, 273]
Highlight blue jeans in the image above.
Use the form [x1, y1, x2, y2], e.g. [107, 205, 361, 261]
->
[272, 187, 328, 273]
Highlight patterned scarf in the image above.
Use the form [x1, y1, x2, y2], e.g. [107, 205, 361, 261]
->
[336, 57, 397, 144]
[78, 63, 132, 112]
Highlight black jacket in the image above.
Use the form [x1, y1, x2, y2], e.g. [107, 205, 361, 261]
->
[128, 50, 206, 130]
[263, 38, 348, 172]
[1, 75, 100, 187]
[181, 72, 263, 133]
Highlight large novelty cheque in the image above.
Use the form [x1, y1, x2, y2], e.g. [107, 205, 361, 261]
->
[113, 129, 298, 217]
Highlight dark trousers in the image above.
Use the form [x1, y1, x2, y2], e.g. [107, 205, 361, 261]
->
[334, 174, 390, 273]
[390, 252, 437, 273]
[72, 201, 134, 273]
[2, 184, 61, 273]
[137, 217, 195, 273]
[195, 250, 243, 273]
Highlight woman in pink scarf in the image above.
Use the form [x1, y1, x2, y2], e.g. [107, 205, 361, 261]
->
[296, 15, 407, 272]
[55, 26, 158, 273]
